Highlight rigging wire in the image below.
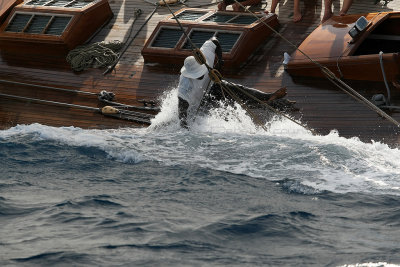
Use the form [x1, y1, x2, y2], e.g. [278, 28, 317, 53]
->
[231, 0, 400, 127]
[104, 6, 158, 75]
[0, 78, 159, 112]
[161, 0, 314, 133]
[0, 78, 97, 96]
[0, 92, 153, 124]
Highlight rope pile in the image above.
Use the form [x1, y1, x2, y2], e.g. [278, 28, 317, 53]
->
[66, 41, 124, 72]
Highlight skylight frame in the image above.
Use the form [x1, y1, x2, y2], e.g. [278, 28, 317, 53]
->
[5, 11, 73, 36]
[148, 25, 186, 49]
[180, 28, 243, 53]
[142, 8, 279, 69]
[24, 0, 96, 9]
[174, 10, 209, 21]
[171, 10, 263, 26]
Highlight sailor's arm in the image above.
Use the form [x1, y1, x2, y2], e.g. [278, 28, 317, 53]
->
[200, 38, 223, 72]
[210, 37, 223, 71]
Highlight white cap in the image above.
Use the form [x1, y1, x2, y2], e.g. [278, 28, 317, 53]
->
[180, 56, 208, 79]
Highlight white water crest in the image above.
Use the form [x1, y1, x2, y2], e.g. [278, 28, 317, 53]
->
[2, 88, 400, 195]
[339, 263, 400, 267]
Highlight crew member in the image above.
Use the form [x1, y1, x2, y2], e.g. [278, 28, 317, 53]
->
[177, 37, 222, 128]
[217, 0, 261, 12]
[177, 37, 292, 128]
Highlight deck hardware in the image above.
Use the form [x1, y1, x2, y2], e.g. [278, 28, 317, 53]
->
[98, 90, 115, 102]
[0, 92, 153, 124]
[348, 16, 368, 40]
[0, 78, 159, 112]
[232, 0, 400, 128]
[104, 6, 160, 75]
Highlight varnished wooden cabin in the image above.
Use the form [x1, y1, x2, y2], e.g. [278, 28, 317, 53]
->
[142, 9, 278, 69]
[0, 0, 399, 146]
[0, 0, 113, 55]
[287, 11, 400, 83]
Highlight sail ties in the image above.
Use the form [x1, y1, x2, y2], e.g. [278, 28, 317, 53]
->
[161, 0, 315, 133]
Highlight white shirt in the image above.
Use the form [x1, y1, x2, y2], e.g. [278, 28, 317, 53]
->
[177, 40, 217, 110]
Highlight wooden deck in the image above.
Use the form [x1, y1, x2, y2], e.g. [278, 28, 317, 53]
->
[0, 0, 400, 145]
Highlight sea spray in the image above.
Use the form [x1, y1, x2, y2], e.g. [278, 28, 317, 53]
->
[148, 88, 180, 131]
[1, 90, 400, 195]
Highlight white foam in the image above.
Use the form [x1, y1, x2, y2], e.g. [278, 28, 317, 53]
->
[338, 263, 400, 267]
[2, 90, 400, 195]
[148, 88, 180, 131]
[0, 124, 145, 164]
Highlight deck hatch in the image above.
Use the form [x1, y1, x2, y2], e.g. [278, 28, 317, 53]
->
[25, 15, 52, 34]
[229, 15, 257, 25]
[204, 14, 259, 25]
[25, 0, 50, 6]
[6, 13, 72, 35]
[25, 0, 94, 8]
[66, 0, 92, 8]
[182, 31, 240, 52]
[151, 28, 183, 48]
[5, 14, 31, 32]
[47, 0, 71, 7]
[175, 10, 207, 21]
[182, 30, 214, 49]
[45, 16, 71, 35]
[204, 14, 236, 23]
[142, 8, 279, 68]
[216, 32, 241, 52]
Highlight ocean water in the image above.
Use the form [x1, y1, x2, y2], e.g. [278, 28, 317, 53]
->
[1, 89, 400, 266]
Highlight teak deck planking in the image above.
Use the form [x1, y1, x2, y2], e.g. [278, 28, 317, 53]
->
[0, 0, 400, 145]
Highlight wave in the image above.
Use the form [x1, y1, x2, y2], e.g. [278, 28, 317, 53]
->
[0, 196, 41, 216]
[12, 251, 92, 265]
[338, 263, 400, 267]
[1, 88, 400, 195]
[54, 195, 123, 208]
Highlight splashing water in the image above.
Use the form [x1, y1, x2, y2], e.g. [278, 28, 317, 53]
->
[1, 88, 400, 195]
[339, 263, 400, 267]
[2, 87, 400, 267]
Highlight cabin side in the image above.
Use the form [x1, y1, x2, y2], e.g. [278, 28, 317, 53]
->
[0, 0, 113, 57]
[141, 8, 279, 69]
[286, 12, 400, 83]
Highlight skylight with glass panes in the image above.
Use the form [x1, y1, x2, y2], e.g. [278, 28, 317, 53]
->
[6, 13, 72, 35]
[25, 0, 94, 8]
[173, 10, 260, 25]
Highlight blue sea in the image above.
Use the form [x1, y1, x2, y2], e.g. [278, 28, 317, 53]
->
[1, 90, 400, 266]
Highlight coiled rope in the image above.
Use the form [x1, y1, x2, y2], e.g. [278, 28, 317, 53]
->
[66, 41, 124, 72]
